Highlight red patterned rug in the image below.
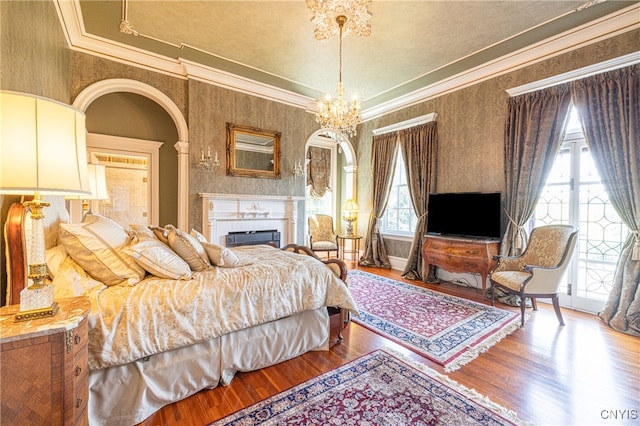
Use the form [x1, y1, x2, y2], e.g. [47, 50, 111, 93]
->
[211, 349, 527, 425]
[348, 270, 521, 372]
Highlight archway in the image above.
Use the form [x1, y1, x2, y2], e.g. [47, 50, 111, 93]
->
[73, 79, 189, 230]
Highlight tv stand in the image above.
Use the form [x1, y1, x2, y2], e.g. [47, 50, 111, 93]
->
[421, 235, 500, 296]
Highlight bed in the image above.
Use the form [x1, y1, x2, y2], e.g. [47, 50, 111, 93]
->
[3, 197, 358, 425]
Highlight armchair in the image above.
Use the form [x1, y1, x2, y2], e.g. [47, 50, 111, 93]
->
[490, 224, 578, 327]
[308, 214, 339, 259]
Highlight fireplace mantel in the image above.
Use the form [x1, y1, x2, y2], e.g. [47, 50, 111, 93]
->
[199, 193, 304, 246]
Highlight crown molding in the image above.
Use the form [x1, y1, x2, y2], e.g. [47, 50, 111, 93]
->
[179, 60, 314, 109]
[55, 1, 639, 120]
[360, 3, 640, 122]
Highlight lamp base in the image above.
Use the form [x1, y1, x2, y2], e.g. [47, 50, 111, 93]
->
[345, 220, 355, 236]
[17, 282, 57, 322]
[15, 301, 59, 322]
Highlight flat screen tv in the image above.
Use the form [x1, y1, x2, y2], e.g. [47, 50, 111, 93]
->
[426, 192, 502, 240]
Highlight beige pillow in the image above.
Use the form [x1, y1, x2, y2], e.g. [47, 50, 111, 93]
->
[59, 213, 145, 286]
[166, 225, 211, 271]
[190, 228, 208, 243]
[202, 242, 244, 268]
[45, 244, 68, 278]
[149, 225, 170, 245]
[128, 224, 159, 243]
[128, 239, 192, 280]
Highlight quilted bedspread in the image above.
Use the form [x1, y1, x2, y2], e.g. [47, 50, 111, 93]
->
[52, 245, 358, 370]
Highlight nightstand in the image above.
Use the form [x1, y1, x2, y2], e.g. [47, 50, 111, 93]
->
[0, 297, 91, 425]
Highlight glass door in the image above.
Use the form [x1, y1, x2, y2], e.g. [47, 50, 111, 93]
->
[531, 108, 626, 313]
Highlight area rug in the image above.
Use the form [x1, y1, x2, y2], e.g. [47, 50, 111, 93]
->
[211, 349, 528, 425]
[347, 270, 520, 372]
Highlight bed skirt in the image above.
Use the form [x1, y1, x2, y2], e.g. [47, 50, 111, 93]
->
[89, 308, 330, 426]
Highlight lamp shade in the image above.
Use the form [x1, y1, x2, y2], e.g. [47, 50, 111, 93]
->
[67, 163, 109, 201]
[0, 91, 90, 196]
[343, 199, 358, 212]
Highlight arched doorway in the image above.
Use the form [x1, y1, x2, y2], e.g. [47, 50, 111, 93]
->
[73, 78, 190, 229]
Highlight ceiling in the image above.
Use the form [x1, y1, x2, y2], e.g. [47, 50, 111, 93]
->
[68, 1, 638, 118]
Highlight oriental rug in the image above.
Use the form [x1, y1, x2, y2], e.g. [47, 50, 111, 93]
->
[211, 349, 527, 425]
[347, 270, 520, 372]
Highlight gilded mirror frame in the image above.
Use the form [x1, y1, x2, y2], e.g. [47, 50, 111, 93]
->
[226, 123, 281, 179]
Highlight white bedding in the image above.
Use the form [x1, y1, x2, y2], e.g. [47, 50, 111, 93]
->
[52, 244, 358, 370]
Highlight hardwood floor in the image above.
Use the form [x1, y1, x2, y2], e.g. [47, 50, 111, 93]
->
[139, 264, 640, 426]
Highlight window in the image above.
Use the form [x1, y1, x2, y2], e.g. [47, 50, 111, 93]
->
[381, 151, 417, 236]
[531, 106, 626, 313]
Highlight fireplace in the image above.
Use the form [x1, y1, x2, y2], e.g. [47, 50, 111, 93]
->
[226, 230, 281, 248]
[200, 193, 303, 246]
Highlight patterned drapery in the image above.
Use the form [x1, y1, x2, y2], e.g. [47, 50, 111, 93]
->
[572, 65, 640, 336]
[501, 84, 572, 256]
[399, 122, 438, 281]
[307, 146, 332, 198]
[359, 132, 398, 268]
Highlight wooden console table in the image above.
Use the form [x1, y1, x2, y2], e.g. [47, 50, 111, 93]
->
[421, 235, 500, 296]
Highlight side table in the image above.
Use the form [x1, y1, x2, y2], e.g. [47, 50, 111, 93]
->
[0, 297, 91, 425]
[337, 235, 362, 262]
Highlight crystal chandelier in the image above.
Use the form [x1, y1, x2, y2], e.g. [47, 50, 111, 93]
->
[306, 0, 372, 40]
[315, 15, 361, 138]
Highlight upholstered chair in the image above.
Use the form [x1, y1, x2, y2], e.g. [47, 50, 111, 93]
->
[308, 214, 339, 259]
[490, 224, 579, 327]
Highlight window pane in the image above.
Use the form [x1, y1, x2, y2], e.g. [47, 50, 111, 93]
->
[382, 151, 417, 235]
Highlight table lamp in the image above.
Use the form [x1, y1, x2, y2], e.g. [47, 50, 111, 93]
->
[67, 163, 109, 217]
[342, 199, 358, 236]
[0, 91, 90, 320]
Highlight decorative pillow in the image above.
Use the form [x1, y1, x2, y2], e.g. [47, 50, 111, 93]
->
[165, 225, 211, 271]
[190, 228, 208, 243]
[128, 224, 159, 243]
[45, 244, 68, 279]
[202, 242, 244, 268]
[128, 239, 192, 280]
[149, 225, 170, 245]
[59, 213, 146, 286]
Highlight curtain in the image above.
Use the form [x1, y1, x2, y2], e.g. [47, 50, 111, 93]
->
[306, 146, 332, 198]
[399, 122, 438, 280]
[571, 65, 640, 336]
[501, 84, 572, 256]
[359, 132, 398, 268]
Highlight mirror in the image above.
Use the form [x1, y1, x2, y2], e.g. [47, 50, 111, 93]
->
[226, 123, 281, 179]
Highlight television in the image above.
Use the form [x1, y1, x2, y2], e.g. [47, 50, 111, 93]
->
[426, 192, 502, 240]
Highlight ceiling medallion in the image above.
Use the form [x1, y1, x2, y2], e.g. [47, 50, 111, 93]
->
[315, 15, 361, 138]
[306, 0, 372, 40]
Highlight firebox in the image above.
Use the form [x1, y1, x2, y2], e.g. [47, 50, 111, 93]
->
[225, 230, 281, 248]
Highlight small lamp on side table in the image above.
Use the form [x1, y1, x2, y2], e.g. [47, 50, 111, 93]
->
[342, 199, 358, 237]
[0, 91, 90, 320]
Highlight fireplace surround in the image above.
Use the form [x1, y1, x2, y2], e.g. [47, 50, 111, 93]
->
[199, 193, 303, 247]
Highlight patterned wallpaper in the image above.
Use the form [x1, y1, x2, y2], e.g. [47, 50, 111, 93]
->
[355, 28, 640, 258]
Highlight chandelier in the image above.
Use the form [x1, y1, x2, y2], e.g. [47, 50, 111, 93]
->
[315, 15, 361, 138]
[306, 0, 372, 40]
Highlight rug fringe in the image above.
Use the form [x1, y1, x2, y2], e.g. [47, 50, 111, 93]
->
[444, 315, 526, 373]
[383, 348, 533, 426]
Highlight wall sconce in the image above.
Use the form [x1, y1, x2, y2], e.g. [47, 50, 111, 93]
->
[342, 199, 359, 236]
[0, 91, 91, 319]
[292, 159, 304, 179]
[198, 146, 220, 171]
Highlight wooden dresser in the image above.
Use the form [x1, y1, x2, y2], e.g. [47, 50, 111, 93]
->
[0, 297, 91, 425]
[421, 235, 500, 296]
